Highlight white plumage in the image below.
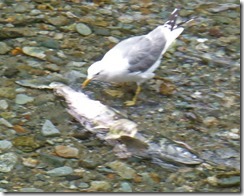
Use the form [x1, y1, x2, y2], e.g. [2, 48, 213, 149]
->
[82, 8, 193, 106]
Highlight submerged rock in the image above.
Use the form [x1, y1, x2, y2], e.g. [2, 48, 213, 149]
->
[76, 23, 92, 36]
[0, 152, 18, 173]
[41, 120, 61, 137]
[46, 166, 74, 177]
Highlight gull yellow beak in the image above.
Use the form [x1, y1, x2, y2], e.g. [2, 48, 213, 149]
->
[82, 78, 91, 88]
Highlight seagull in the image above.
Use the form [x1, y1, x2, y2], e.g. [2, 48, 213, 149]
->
[82, 8, 193, 106]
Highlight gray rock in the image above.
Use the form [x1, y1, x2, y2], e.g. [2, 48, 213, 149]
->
[0, 140, 13, 150]
[15, 94, 34, 105]
[41, 120, 61, 137]
[0, 188, 7, 192]
[120, 181, 133, 192]
[22, 46, 47, 60]
[78, 182, 89, 189]
[88, 181, 111, 192]
[20, 188, 44, 192]
[0, 118, 13, 128]
[0, 100, 8, 110]
[107, 161, 136, 180]
[0, 152, 18, 173]
[76, 23, 92, 36]
[39, 153, 66, 167]
[46, 166, 73, 176]
[0, 42, 11, 54]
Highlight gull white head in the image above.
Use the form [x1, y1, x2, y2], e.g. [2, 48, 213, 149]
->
[82, 61, 107, 88]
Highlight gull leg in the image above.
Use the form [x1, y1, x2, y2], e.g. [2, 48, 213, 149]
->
[124, 85, 141, 106]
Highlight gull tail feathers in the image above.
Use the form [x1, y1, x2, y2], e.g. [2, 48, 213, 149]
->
[159, 8, 194, 54]
[164, 8, 194, 31]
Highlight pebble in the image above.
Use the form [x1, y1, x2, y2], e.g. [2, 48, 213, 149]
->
[0, 42, 11, 54]
[0, 87, 16, 99]
[39, 153, 66, 167]
[22, 157, 39, 168]
[20, 188, 44, 192]
[15, 94, 34, 104]
[0, 118, 13, 128]
[0, 152, 18, 173]
[78, 182, 89, 189]
[46, 166, 74, 177]
[0, 100, 9, 110]
[30, 9, 42, 16]
[76, 23, 92, 36]
[55, 145, 79, 158]
[203, 116, 218, 126]
[106, 161, 136, 180]
[47, 16, 69, 26]
[119, 182, 133, 192]
[22, 46, 47, 60]
[0, 140, 12, 151]
[88, 181, 111, 192]
[41, 120, 61, 137]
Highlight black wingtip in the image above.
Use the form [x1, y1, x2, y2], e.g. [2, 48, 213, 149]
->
[164, 8, 195, 30]
[164, 8, 180, 31]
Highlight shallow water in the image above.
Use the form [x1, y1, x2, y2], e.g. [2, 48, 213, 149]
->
[0, 0, 240, 192]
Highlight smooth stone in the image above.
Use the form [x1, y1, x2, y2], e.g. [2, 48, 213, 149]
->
[76, 23, 92, 36]
[0, 118, 13, 128]
[0, 100, 8, 110]
[120, 181, 133, 192]
[39, 153, 65, 167]
[46, 166, 73, 176]
[15, 94, 34, 105]
[107, 161, 136, 180]
[0, 42, 11, 54]
[0, 152, 18, 173]
[41, 120, 61, 137]
[78, 182, 89, 189]
[20, 188, 44, 192]
[0, 87, 16, 99]
[88, 181, 111, 192]
[0, 140, 13, 150]
[22, 46, 47, 60]
[55, 145, 79, 158]
[39, 39, 60, 49]
[47, 16, 69, 26]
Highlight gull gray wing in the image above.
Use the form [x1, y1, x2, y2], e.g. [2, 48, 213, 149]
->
[125, 29, 167, 73]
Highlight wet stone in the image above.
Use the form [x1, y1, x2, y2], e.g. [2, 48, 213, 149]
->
[0, 42, 11, 54]
[0, 87, 16, 99]
[88, 181, 112, 192]
[107, 160, 136, 180]
[39, 153, 66, 167]
[0, 140, 12, 151]
[41, 120, 61, 137]
[20, 188, 44, 192]
[15, 94, 34, 105]
[0, 118, 13, 128]
[0, 152, 18, 173]
[119, 181, 133, 192]
[12, 135, 44, 152]
[55, 145, 79, 158]
[22, 46, 47, 60]
[46, 166, 74, 177]
[39, 39, 60, 49]
[47, 15, 70, 26]
[76, 23, 92, 36]
[22, 157, 39, 168]
[77, 182, 89, 189]
[0, 100, 8, 110]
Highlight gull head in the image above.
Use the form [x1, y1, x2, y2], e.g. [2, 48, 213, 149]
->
[82, 61, 106, 88]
